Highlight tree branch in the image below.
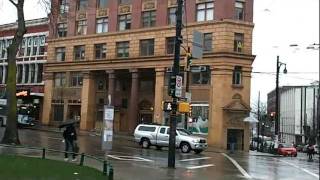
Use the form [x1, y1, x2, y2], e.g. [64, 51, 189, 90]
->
[9, 0, 18, 7]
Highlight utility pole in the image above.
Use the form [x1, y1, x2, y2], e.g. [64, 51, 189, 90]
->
[257, 91, 260, 151]
[168, 0, 183, 168]
[184, 47, 191, 130]
[275, 56, 279, 140]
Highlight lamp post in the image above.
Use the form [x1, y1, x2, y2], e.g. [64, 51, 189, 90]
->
[275, 56, 287, 142]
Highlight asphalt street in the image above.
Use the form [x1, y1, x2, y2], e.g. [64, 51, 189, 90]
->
[0, 127, 319, 180]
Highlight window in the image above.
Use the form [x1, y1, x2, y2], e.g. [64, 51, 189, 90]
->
[57, 23, 67, 37]
[118, 14, 131, 31]
[54, 73, 66, 87]
[32, 37, 38, 56]
[166, 37, 175, 54]
[70, 72, 83, 87]
[56, 47, 65, 61]
[168, 7, 176, 25]
[140, 39, 154, 56]
[189, 104, 209, 134]
[191, 66, 210, 85]
[24, 64, 29, 83]
[138, 126, 156, 132]
[160, 127, 166, 134]
[196, 2, 214, 22]
[77, 0, 88, 11]
[30, 64, 35, 83]
[76, 20, 87, 35]
[116, 41, 129, 58]
[74, 45, 85, 61]
[95, 43, 106, 59]
[59, 0, 68, 14]
[142, 11, 156, 28]
[96, 18, 108, 33]
[17, 65, 23, 83]
[119, 0, 131, 4]
[232, 66, 242, 85]
[39, 36, 45, 55]
[234, 33, 244, 52]
[235, 1, 244, 20]
[97, 0, 108, 8]
[203, 33, 212, 52]
[37, 64, 43, 83]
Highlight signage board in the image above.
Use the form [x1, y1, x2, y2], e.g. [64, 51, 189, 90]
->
[102, 105, 114, 150]
[175, 75, 183, 97]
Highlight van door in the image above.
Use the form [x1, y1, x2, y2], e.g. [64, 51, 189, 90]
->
[157, 127, 169, 146]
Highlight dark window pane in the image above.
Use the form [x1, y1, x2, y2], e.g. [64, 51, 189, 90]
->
[203, 33, 212, 52]
[140, 39, 154, 56]
[166, 37, 175, 54]
[234, 33, 244, 52]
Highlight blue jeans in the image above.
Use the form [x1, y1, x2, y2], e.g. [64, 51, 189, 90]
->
[64, 140, 76, 159]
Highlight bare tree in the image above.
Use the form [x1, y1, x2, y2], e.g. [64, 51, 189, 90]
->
[1, 0, 27, 145]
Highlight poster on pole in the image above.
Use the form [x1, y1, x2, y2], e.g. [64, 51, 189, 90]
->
[102, 105, 114, 150]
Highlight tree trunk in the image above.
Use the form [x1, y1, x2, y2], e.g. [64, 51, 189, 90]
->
[1, 0, 26, 145]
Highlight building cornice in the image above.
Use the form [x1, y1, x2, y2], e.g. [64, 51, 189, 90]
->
[0, 18, 48, 31]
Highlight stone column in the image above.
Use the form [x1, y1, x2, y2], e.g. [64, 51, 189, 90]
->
[106, 70, 115, 106]
[80, 71, 96, 130]
[128, 69, 139, 133]
[154, 68, 165, 124]
[42, 72, 54, 125]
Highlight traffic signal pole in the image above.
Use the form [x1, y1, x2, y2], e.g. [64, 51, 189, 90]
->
[168, 0, 183, 168]
[184, 47, 191, 130]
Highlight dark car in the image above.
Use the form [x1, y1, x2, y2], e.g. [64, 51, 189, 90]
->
[278, 143, 297, 157]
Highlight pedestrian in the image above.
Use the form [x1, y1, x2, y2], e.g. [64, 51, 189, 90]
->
[63, 124, 78, 161]
[230, 136, 237, 154]
[306, 143, 314, 162]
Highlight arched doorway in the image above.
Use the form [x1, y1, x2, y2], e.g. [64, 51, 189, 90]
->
[138, 100, 153, 124]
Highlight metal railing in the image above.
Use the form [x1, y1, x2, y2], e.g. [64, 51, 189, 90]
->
[0, 144, 113, 180]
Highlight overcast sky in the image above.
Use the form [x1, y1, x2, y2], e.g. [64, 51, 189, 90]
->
[0, 0, 319, 104]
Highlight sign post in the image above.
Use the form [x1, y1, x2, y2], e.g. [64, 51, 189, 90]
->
[102, 105, 114, 150]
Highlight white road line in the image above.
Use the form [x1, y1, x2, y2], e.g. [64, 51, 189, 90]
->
[179, 157, 211, 162]
[186, 164, 215, 170]
[222, 153, 252, 179]
[107, 154, 154, 162]
[274, 158, 319, 179]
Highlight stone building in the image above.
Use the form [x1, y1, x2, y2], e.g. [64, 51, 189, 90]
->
[43, 0, 255, 151]
[0, 18, 49, 122]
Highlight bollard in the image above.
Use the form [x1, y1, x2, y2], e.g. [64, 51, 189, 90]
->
[103, 160, 107, 175]
[42, 148, 46, 159]
[79, 153, 85, 166]
[108, 164, 114, 180]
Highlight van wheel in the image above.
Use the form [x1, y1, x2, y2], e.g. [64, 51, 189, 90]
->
[180, 142, 191, 153]
[194, 149, 203, 154]
[141, 138, 150, 149]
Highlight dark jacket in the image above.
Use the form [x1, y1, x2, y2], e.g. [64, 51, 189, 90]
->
[63, 125, 77, 142]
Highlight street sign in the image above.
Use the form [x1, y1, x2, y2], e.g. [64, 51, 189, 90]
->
[102, 105, 114, 151]
[0, 99, 7, 105]
[192, 30, 203, 59]
[175, 75, 182, 97]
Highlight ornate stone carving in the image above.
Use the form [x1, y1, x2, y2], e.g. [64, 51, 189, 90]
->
[168, 0, 177, 7]
[142, 1, 156, 11]
[96, 8, 109, 18]
[118, 5, 132, 14]
[77, 11, 87, 20]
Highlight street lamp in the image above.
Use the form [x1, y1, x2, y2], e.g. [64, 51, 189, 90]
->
[275, 56, 287, 142]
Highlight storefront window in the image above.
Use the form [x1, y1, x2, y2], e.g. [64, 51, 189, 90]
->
[188, 104, 209, 135]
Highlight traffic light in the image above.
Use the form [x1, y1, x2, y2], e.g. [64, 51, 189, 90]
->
[168, 74, 176, 96]
[178, 102, 190, 113]
[185, 52, 192, 71]
[163, 101, 173, 112]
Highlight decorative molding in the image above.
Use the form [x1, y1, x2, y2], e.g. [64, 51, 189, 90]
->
[142, 0, 156, 11]
[96, 8, 109, 18]
[76, 11, 87, 20]
[118, 5, 132, 15]
[168, 0, 177, 7]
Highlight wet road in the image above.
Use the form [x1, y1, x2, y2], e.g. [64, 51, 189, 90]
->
[0, 128, 319, 180]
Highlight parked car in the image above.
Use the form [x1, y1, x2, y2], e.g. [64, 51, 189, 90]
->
[278, 143, 297, 157]
[134, 124, 208, 153]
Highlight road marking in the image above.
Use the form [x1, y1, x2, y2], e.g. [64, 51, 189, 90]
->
[274, 158, 319, 179]
[222, 153, 252, 179]
[179, 157, 211, 162]
[107, 155, 154, 162]
[186, 164, 215, 170]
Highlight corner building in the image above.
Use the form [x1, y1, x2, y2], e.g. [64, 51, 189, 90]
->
[43, 0, 255, 151]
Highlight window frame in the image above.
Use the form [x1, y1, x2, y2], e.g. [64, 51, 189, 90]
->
[97, 0, 108, 8]
[196, 2, 214, 22]
[166, 37, 175, 55]
[54, 72, 66, 87]
[76, 20, 87, 35]
[118, 14, 131, 31]
[116, 41, 130, 58]
[57, 23, 67, 38]
[203, 33, 212, 52]
[140, 39, 154, 56]
[95, 43, 107, 59]
[77, 0, 88, 11]
[142, 10, 156, 28]
[55, 47, 66, 62]
[74, 45, 86, 61]
[232, 66, 242, 85]
[235, 1, 245, 20]
[234, 33, 244, 53]
[96, 17, 108, 33]
[168, 7, 177, 25]
[70, 72, 83, 87]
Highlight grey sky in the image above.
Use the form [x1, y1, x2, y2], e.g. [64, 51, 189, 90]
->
[0, 0, 319, 104]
